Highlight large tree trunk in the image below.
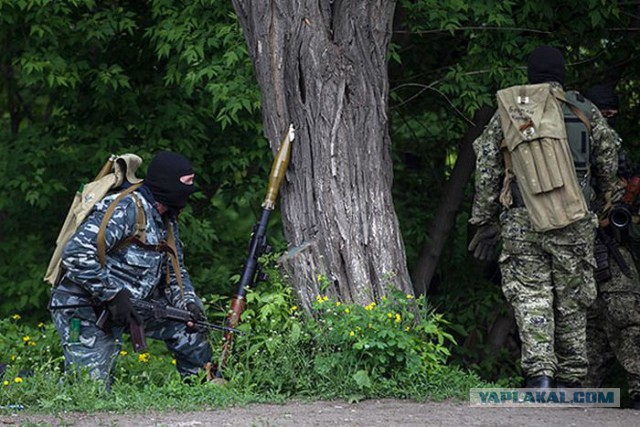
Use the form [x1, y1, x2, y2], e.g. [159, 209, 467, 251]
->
[411, 106, 495, 295]
[232, 0, 412, 311]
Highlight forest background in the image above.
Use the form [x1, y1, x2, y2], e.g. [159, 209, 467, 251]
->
[1, 0, 639, 390]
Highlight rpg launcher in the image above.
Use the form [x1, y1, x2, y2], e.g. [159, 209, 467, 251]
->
[214, 124, 295, 378]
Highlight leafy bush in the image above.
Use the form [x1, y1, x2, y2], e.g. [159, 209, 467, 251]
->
[1, 266, 486, 413]
[226, 269, 480, 401]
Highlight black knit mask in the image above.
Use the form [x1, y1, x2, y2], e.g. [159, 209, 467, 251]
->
[145, 151, 196, 211]
[527, 46, 565, 86]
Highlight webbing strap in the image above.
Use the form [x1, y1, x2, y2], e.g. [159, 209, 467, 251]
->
[97, 183, 144, 267]
[555, 93, 592, 135]
[164, 218, 184, 297]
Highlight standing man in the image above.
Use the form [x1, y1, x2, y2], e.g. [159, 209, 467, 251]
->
[50, 151, 213, 386]
[583, 85, 640, 409]
[468, 46, 619, 388]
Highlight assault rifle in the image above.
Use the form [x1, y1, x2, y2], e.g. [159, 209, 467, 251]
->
[96, 298, 240, 353]
[214, 124, 295, 378]
[595, 227, 632, 280]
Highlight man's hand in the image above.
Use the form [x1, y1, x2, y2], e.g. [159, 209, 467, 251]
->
[106, 289, 142, 326]
[468, 223, 501, 262]
[186, 302, 205, 333]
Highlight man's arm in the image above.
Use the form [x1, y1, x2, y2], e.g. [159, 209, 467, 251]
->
[61, 195, 140, 303]
[591, 108, 621, 206]
[469, 112, 505, 226]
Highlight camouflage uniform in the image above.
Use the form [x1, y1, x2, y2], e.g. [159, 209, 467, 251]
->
[49, 186, 212, 383]
[585, 178, 640, 400]
[470, 83, 619, 384]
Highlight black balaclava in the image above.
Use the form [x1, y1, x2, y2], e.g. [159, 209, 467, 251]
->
[584, 84, 620, 127]
[583, 84, 620, 111]
[145, 151, 196, 211]
[527, 45, 565, 86]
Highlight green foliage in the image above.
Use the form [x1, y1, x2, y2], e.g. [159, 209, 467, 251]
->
[223, 269, 478, 400]
[0, 0, 268, 319]
[0, 269, 485, 412]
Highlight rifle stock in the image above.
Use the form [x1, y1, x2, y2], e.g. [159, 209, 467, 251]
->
[95, 308, 148, 353]
[216, 124, 295, 377]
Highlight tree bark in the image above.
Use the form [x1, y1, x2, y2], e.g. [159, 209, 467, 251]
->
[411, 105, 495, 295]
[232, 0, 412, 311]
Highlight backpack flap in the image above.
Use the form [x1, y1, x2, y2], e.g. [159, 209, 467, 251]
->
[113, 153, 143, 187]
[497, 84, 568, 195]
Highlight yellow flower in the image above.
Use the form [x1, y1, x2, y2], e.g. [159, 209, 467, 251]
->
[11, 314, 21, 320]
[387, 312, 393, 319]
[28, 341, 37, 346]
[335, 301, 341, 307]
[406, 294, 414, 299]
[365, 302, 376, 311]
[290, 305, 298, 313]
[14, 377, 23, 384]
[317, 274, 323, 282]
[22, 336, 30, 343]
[381, 296, 387, 301]
[323, 295, 329, 302]
[138, 353, 150, 363]
[38, 322, 45, 328]
[344, 308, 350, 314]
[10, 355, 16, 361]
[395, 313, 402, 323]
[405, 326, 410, 332]
[119, 350, 128, 357]
[316, 295, 324, 304]
[3, 380, 8, 386]
[349, 331, 355, 337]
[171, 359, 177, 365]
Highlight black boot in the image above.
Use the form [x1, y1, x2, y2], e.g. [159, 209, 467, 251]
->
[526, 375, 553, 389]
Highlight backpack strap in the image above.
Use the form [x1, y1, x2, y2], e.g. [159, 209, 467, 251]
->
[164, 218, 185, 298]
[499, 139, 515, 208]
[554, 92, 592, 135]
[97, 182, 144, 267]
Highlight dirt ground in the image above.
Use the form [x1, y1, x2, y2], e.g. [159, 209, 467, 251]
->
[2, 398, 639, 427]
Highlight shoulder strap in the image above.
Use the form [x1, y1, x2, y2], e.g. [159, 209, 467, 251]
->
[499, 139, 515, 208]
[554, 92, 592, 135]
[164, 218, 185, 297]
[97, 182, 144, 267]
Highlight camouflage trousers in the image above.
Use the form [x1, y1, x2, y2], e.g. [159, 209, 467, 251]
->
[499, 209, 597, 383]
[585, 246, 640, 399]
[50, 285, 213, 385]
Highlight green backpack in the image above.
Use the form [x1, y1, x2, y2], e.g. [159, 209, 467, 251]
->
[497, 83, 590, 231]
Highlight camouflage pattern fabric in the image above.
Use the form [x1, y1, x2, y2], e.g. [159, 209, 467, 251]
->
[499, 208, 598, 382]
[585, 177, 640, 398]
[470, 83, 619, 383]
[49, 187, 212, 383]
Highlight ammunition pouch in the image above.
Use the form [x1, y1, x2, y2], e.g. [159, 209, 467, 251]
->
[593, 237, 611, 284]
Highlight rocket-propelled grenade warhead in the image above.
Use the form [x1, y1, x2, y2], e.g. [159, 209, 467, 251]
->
[262, 124, 295, 210]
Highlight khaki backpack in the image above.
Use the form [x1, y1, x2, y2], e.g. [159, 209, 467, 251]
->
[44, 154, 146, 286]
[496, 83, 589, 231]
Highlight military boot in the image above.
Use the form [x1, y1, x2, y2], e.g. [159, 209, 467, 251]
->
[526, 375, 553, 389]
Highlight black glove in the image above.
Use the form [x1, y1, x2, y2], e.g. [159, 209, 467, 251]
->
[186, 302, 205, 333]
[468, 223, 501, 262]
[106, 289, 142, 327]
